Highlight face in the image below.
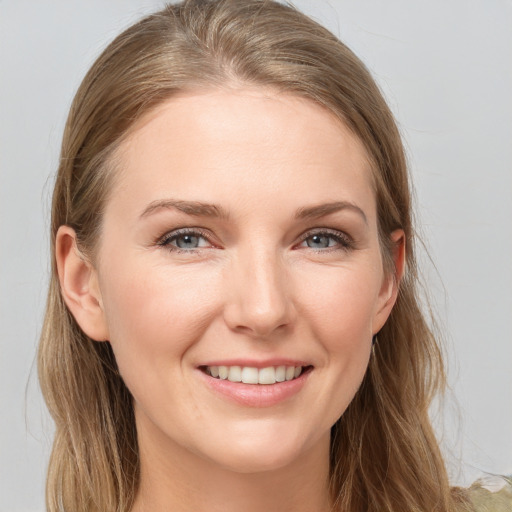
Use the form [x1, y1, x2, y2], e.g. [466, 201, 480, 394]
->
[68, 89, 401, 474]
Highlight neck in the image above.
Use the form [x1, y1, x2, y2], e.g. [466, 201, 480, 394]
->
[131, 418, 332, 512]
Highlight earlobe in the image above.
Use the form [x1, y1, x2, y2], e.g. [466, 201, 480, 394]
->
[373, 229, 406, 334]
[55, 225, 109, 341]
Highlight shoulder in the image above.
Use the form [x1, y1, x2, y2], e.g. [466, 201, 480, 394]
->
[466, 476, 512, 512]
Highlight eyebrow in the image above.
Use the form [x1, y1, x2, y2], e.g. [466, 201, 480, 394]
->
[295, 201, 368, 225]
[140, 199, 230, 220]
[140, 198, 367, 225]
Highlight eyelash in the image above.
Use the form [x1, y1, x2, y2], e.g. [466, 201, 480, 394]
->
[156, 227, 354, 254]
[156, 228, 214, 254]
[297, 229, 354, 252]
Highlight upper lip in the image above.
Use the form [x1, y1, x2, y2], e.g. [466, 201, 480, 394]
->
[198, 359, 312, 369]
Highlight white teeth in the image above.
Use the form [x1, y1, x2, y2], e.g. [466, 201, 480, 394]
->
[241, 367, 259, 384]
[275, 365, 286, 382]
[218, 366, 228, 379]
[227, 366, 242, 382]
[258, 367, 276, 384]
[206, 365, 306, 384]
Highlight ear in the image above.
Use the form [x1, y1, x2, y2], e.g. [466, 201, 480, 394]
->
[55, 225, 109, 341]
[372, 229, 406, 334]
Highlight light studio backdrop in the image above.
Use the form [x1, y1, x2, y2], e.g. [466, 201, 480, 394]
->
[1, 1, 510, 510]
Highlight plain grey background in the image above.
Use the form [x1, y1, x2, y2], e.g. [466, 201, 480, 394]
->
[1, 1, 511, 510]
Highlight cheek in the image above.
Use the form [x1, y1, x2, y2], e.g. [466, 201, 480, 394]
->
[296, 263, 380, 410]
[297, 261, 381, 343]
[98, 255, 222, 382]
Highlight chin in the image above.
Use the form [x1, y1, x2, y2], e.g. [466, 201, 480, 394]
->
[209, 446, 303, 475]
[196, 421, 322, 474]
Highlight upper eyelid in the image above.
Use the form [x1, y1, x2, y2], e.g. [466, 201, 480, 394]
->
[295, 228, 355, 251]
[300, 227, 348, 236]
[157, 227, 213, 245]
[298, 227, 352, 241]
[156, 226, 353, 247]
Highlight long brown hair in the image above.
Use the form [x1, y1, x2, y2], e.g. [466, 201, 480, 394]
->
[39, 1, 471, 510]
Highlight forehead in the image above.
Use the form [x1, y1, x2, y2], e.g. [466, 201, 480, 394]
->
[108, 88, 375, 221]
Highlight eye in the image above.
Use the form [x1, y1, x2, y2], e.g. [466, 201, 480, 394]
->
[304, 234, 336, 249]
[298, 230, 353, 251]
[157, 228, 213, 252]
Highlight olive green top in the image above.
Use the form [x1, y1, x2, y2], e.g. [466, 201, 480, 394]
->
[467, 477, 512, 512]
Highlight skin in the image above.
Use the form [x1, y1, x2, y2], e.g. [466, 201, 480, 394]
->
[57, 88, 404, 512]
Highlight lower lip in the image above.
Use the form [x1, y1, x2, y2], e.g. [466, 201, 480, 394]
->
[197, 368, 312, 407]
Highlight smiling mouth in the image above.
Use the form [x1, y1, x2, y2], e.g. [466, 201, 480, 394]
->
[199, 365, 313, 385]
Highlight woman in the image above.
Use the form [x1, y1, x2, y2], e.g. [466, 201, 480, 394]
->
[37, 1, 510, 511]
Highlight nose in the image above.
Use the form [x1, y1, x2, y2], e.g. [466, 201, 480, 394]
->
[223, 248, 295, 338]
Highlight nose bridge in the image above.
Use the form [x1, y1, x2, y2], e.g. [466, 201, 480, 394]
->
[225, 244, 292, 336]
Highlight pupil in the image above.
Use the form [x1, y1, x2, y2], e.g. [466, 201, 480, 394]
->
[177, 235, 199, 248]
[308, 235, 329, 248]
